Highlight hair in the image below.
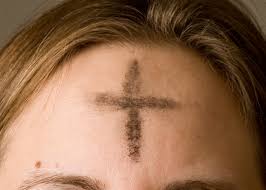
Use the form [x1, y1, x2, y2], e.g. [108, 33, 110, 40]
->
[0, 0, 265, 183]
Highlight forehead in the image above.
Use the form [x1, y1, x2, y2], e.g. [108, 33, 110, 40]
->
[1, 43, 259, 189]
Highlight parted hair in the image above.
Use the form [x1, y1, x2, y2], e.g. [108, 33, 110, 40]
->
[0, 0, 265, 183]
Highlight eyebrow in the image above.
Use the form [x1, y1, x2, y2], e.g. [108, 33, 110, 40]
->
[19, 172, 237, 190]
[19, 172, 104, 190]
[163, 180, 236, 190]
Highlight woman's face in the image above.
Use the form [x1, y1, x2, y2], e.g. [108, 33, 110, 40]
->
[0, 43, 263, 190]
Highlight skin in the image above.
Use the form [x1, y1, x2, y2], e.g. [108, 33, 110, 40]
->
[0, 43, 263, 190]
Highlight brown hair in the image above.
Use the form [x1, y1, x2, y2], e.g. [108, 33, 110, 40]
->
[0, 0, 265, 183]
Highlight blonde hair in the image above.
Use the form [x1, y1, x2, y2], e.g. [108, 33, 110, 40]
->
[0, 0, 265, 182]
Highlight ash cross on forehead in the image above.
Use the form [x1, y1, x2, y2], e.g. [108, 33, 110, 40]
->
[95, 60, 177, 162]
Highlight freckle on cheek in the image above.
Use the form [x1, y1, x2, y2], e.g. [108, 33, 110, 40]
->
[35, 161, 42, 169]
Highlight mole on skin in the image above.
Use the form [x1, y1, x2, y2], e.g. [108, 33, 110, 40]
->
[34, 161, 42, 169]
[95, 60, 178, 162]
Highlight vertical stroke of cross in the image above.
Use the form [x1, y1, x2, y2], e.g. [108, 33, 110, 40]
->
[95, 61, 177, 162]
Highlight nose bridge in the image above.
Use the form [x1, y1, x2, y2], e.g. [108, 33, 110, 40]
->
[111, 176, 152, 190]
[109, 163, 153, 190]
